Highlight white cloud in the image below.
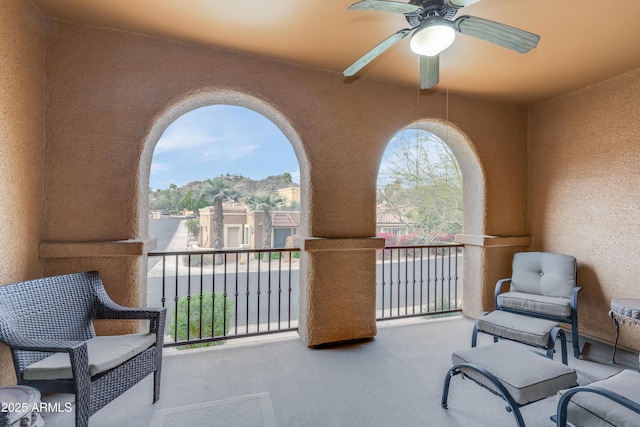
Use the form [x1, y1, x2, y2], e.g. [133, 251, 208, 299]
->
[198, 144, 260, 163]
[150, 162, 172, 173]
[228, 144, 260, 161]
[154, 124, 225, 154]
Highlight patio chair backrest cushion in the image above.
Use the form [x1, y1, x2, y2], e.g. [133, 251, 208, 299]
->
[510, 252, 576, 298]
[0, 272, 98, 369]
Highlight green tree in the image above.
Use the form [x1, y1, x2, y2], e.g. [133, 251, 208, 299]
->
[167, 183, 183, 213]
[149, 188, 170, 212]
[244, 193, 285, 250]
[180, 189, 207, 213]
[282, 172, 293, 184]
[288, 200, 301, 211]
[377, 130, 462, 243]
[149, 184, 184, 214]
[185, 218, 200, 239]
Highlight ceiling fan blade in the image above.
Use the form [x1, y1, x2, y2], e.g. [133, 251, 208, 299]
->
[344, 29, 411, 77]
[348, 0, 422, 15]
[420, 55, 439, 89]
[454, 15, 540, 53]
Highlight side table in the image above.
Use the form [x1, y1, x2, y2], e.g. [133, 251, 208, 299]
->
[0, 386, 44, 427]
[609, 298, 640, 369]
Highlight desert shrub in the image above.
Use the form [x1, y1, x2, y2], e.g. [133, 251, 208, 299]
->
[182, 253, 213, 267]
[169, 291, 234, 349]
[255, 251, 282, 260]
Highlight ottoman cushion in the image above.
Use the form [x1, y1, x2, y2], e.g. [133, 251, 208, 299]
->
[453, 342, 577, 405]
[477, 311, 558, 348]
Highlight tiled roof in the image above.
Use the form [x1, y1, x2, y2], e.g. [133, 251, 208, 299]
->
[272, 213, 299, 228]
[377, 212, 407, 225]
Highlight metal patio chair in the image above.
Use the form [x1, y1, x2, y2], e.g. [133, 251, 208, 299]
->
[553, 369, 640, 426]
[494, 251, 582, 358]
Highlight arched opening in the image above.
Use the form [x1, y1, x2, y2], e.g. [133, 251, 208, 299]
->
[376, 119, 486, 319]
[405, 119, 486, 237]
[377, 128, 462, 244]
[148, 104, 301, 254]
[137, 90, 309, 347]
[138, 90, 309, 240]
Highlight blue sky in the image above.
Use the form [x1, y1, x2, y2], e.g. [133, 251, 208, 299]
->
[150, 105, 300, 190]
[378, 128, 447, 186]
[149, 106, 447, 191]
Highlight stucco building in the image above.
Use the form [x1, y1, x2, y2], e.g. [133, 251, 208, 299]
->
[198, 203, 300, 250]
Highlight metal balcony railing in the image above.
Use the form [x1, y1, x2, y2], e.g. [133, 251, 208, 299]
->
[376, 244, 463, 320]
[148, 248, 299, 348]
[148, 244, 463, 348]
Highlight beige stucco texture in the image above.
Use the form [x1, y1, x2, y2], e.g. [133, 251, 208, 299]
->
[529, 69, 640, 350]
[0, 0, 46, 385]
[3, 0, 639, 387]
[0, 1, 46, 284]
[36, 19, 529, 347]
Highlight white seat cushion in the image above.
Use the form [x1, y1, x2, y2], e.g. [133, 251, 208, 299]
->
[453, 342, 577, 405]
[23, 333, 156, 380]
[558, 370, 640, 427]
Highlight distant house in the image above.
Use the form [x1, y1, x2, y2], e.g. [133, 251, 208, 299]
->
[198, 202, 300, 250]
[277, 187, 300, 206]
[198, 191, 414, 250]
[271, 212, 299, 248]
[376, 210, 413, 236]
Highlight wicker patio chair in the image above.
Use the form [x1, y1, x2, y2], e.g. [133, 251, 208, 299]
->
[0, 271, 166, 427]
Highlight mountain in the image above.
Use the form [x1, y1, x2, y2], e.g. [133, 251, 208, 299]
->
[181, 174, 299, 195]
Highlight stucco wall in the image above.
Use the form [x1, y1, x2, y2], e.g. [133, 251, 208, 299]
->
[39, 20, 528, 345]
[529, 69, 640, 351]
[0, 0, 46, 385]
[0, 0, 46, 283]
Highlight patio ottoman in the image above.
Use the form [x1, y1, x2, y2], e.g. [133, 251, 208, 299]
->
[442, 342, 577, 427]
[472, 310, 568, 364]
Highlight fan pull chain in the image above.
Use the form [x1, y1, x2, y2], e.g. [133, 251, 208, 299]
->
[416, 70, 420, 144]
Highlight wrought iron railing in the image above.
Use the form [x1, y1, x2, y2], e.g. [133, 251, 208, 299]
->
[148, 248, 299, 348]
[376, 244, 463, 320]
[148, 244, 463, 348]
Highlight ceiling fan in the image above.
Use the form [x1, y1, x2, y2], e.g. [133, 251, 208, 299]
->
[343, 0, 540, 89]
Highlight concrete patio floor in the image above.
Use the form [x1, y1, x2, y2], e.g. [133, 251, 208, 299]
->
[40, 315, 638, 426]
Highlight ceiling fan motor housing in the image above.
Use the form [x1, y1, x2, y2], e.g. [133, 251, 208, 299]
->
[406, 0, 459, 26]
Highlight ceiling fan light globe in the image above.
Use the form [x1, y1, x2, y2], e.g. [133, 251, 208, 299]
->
[449, 0, 480, 7]
[410, 24, 456, 56]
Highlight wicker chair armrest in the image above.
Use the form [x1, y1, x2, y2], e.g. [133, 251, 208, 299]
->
[494, 278, 512, 309]
[7, 337, 91, 382]
[94, 292, 166, 337]
[6, 336, 87, 354]
[96, 304, 166, 336]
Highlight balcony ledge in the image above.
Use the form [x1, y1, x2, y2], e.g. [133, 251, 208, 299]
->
[39, 238, 157, 258]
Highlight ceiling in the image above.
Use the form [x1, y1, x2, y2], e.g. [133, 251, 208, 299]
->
[30, 0, 640, 106]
